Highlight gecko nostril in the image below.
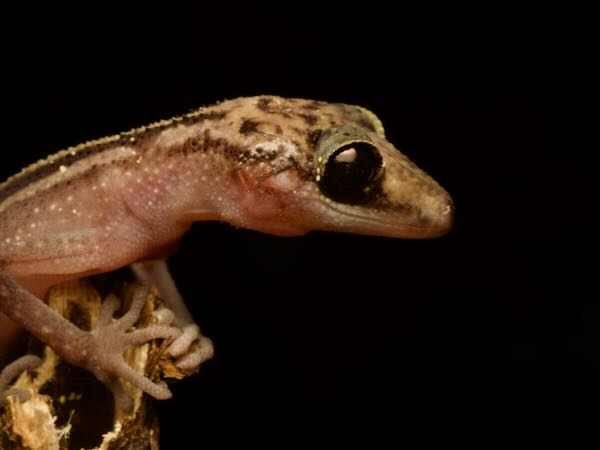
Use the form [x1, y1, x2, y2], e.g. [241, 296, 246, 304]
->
[439, 197, 455, 229]
[441, 198, 454, 216]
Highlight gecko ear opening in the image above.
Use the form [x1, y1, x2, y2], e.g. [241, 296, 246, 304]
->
[236, 168, 302, 194]
[262, 170, 302, 193]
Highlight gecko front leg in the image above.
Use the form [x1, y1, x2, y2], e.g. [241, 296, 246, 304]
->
[131, 260, 214, 372]
[0, 269, 181, 412]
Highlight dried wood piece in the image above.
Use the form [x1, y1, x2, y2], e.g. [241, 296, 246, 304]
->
[0, 278, 187, 450]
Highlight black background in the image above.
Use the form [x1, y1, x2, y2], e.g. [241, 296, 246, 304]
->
[2, 9, 593, 449]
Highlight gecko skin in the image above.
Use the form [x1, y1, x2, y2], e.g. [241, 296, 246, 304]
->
[0, 96, 453, 409]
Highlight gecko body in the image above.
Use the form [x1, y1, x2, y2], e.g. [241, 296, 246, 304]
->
[0, 96, 453, 409]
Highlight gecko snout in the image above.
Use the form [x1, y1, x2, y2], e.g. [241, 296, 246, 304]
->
[438, 196, 455, 232]
[421, 191, 454, 237]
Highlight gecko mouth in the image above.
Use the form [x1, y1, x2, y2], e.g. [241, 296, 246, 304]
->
[318, 201, 453, 239]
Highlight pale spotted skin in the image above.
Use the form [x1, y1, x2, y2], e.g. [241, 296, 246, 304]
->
[0, 96, 453, 408]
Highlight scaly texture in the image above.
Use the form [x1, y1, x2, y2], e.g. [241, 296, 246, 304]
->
[0, 96, 453, 403]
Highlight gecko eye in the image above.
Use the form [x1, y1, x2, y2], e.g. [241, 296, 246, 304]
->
[320, 142, 382, 199]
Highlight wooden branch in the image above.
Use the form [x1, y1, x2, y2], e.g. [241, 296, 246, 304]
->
[0, 277, 187, 450]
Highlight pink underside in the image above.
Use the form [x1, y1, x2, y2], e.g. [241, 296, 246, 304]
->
[231, 168, 309, 236]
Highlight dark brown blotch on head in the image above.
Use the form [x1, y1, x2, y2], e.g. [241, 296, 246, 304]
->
[306, 129, 322, 147]
[356, 118, 376, 132]
[297, 113, 318, 126]
[178, 136, 204, 157]
[303, 100, 323, 111]
[239, 119, 259, 134]
[255, 97, 293, 118]
[334, 104, 381, 133]
[256, 97, 272, 112]
[174, 129, 230, 158]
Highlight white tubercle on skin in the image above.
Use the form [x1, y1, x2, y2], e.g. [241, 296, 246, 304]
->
[0, 96, 453, 397]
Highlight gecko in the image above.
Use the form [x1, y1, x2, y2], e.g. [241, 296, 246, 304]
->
[0, 95, 453, 411]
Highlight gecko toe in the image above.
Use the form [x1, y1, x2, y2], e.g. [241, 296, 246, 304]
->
[153, 307, 176, 325]
[168, 323, 201, 357]
[0, 355, 42, 405]
[173, 334, 214, 373]
[175, 348, 212, 372]
[80, 287, 181, 410]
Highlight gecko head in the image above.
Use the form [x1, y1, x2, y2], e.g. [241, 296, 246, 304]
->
[221, 96, 454, 238]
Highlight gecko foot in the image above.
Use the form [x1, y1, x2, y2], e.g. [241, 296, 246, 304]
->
[0, 355, 42, 405]
[168, 323, 214, 373]
[67, 287, 182, 412]
[131, 260, 214, 374]
[1, 270, 183, 413]
[151, 312, 214, 373]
